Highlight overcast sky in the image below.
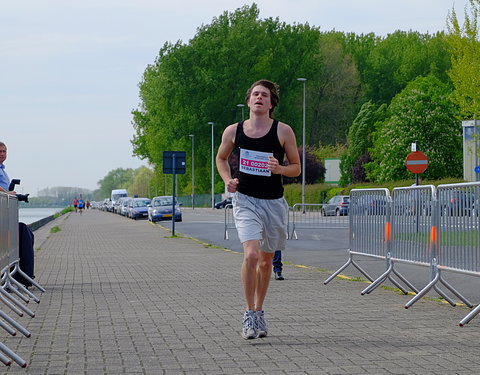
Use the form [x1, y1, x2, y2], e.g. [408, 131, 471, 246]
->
[0, 0, 469, 197]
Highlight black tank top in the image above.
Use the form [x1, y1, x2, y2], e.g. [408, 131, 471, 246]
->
[235, 120, 285, 199]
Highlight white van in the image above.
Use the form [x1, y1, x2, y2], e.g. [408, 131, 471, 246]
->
[111, 189, 128, 212]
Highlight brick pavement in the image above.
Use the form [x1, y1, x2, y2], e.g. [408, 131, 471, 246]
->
[3, 209, 480, 374]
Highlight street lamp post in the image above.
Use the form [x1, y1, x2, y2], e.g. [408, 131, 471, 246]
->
[297, 78, 307, 208]
[208, 122, 215, 209]
[189, 134, 195, 209]
[237, 104, 245, 121]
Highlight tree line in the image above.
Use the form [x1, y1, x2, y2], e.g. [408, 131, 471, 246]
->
[96, 2, 478, 199]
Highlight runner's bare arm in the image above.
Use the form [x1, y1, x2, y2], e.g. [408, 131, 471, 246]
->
[269, 123, 300, 177]
[216, 124, 239, 193]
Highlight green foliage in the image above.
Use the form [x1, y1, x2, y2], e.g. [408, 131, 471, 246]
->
[283, 183, 338, 205]
[95, 168, 135, 200]
[131, 4, 367, 196]
[126, 4, 458, 198]
[339, 101, 387, 186]
[50, 226, 61, 234]
[310, 143, 347, 160]
[125, 166, 154, 198]
[366, 75, 462, 182]
[348, 31, 452, 104]
[60, 206, 74, 215]
[446, 0, 480, 119]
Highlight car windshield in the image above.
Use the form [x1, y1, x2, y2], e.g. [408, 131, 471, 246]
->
[343, 197, 350, 203]
[134, 199, 150, 207]
[154, 197, 174, 207]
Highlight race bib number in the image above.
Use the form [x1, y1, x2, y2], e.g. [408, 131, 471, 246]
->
[239, 148, 272, 176]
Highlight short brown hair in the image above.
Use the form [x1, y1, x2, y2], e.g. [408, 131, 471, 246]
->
[245, 79, 280, 117]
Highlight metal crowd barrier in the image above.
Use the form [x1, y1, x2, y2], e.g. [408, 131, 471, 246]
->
[414, 182, 480, 326]
[0, 192, 45, 367]
[290, 203, 348, 240]
[224, 204, 235, 240]
[324, 183, 480, 326]
[324, 189, 406, 289]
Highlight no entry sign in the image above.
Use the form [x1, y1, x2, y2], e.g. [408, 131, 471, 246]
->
[405, 151, 429, 174]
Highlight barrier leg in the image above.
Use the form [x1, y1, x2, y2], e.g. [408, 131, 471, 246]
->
[392, 268, 419, 294]
[324, 253, 374, 285]
[432, 285, 456, 306]
[459, 304, 480, 326]
[405, 271, 440, 309]
[386, 275, 409, 295]
[3, 281, 29, 304]
[362, 264, 392, 295]
[0, 350, 11, 366]
[0, 310, 31, 337]
[0, 294, 24, 317]
[362, 256, 412, 295]
[438, 275, 473, 308]
[0, 320, 16, 336]
[10, 265, 45, 293]
[0, 342, 27, 368]
[7, 276, 39, 303]
[0, 289, 35, 318]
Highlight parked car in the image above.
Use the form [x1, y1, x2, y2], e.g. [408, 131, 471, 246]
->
[114, 197, 127, 214]
[214, 197, 232, 209]
[322, 195, 349, 216]
[443, 190, 477, 216]
[127, 198, 151, 220]
[354, 195, 388, 215]
[120, 197, 132, 216]
[148, 196, 182, 222]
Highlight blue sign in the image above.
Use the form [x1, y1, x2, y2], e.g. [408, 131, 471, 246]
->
[475, 166, 480, 174]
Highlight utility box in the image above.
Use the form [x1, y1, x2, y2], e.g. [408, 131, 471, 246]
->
[462, 120, 480, 182]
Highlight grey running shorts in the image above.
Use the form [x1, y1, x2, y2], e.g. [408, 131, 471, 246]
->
[232, 191, 289, 253]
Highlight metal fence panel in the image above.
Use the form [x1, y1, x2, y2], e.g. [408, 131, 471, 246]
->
[391, 185, 436, 266]
[0, 193, 9, 270]
[349, 188, 391, 258]
[437, 182, 480, 274]
[7, 195, 19, 262]
[290, 203, 348, 240]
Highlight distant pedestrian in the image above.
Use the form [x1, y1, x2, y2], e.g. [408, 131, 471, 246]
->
[216, 79, 300, 339]
[73, 197, 78, 212]
[78, 196, 85, 214]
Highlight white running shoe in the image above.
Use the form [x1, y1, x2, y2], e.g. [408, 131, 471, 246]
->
[242, 310, 258, 339]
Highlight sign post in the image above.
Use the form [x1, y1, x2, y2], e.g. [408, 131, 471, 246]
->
[163, 151, 186, 236]
[405, 150, 429, 185]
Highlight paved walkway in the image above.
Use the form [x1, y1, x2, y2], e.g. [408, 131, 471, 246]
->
[3, 209, 480, 374]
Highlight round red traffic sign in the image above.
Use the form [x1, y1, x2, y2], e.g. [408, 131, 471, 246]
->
[405, 151, 429, 174]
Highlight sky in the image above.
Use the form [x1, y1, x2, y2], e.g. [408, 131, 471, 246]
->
[0, 0, 470, 197]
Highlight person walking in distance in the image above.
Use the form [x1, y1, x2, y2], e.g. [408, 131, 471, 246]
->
[73, 197, 78, 213]
[216, 80, 300, 339]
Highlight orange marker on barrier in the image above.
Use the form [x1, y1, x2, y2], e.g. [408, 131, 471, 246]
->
[430, 225, 437, 245]
[385, 221, 391, 242]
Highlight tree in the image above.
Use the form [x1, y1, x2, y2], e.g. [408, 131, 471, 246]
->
[339, 101, 387, 186]
[344, 31, 451, 104]
[126, 167, 154, 198]
[96, 168, 135, 199]
[447, 0, 480, 118]
[366, 75, 461, 182]
[282, 147, 326, 185]
[305, 33, 363, 145]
